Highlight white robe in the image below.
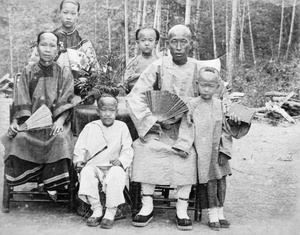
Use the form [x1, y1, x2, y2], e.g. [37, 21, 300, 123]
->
[73, 120, 133, 207]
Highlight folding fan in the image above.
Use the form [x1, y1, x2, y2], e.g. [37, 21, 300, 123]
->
[144, 90, 188, 122]
[18, 104, 53, 131]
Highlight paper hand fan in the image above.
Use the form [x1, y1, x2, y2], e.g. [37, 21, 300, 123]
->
[18, 104, 53, 131]
[144, 90, 188, 122]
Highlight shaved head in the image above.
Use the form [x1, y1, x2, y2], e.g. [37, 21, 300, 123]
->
[167, 24, 192, 65]
[168, 25, 191, 40]
[198, 67, 220, 83]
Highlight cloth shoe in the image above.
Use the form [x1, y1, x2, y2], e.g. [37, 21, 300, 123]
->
[87, 216, 103, 227]
[132, 211, 153, 227]
[218, 207, 230, 228]
[100, 218, 114, 229]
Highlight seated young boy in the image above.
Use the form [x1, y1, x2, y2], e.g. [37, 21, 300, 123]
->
[73, 94, 133, 229]
[174, 67, 251, 231]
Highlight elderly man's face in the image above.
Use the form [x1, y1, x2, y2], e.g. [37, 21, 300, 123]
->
[168, 30, 191, 64]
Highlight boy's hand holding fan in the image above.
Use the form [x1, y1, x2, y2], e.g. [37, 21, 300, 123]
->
[225, 103, 256, 124]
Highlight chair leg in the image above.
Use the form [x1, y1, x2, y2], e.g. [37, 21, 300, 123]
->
[130, 181, 141, 217]
[123, 186, 133, 206]
[194, 184, 202, 221]
[2, 175, 11, 213]
[68, 165, 77, 212]
[163, 188, 171, 206]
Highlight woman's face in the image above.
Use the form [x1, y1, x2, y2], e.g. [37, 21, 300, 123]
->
[37, 33, 58, 65]
[60, 2, 79, 31]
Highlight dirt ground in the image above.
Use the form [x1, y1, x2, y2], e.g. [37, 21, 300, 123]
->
[0, 97, 300, 235]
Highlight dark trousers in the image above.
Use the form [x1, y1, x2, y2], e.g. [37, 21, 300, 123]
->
[199, 176, 227, 209]
[5, 155, 71, 190]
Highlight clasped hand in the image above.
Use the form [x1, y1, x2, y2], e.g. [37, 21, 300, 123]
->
[75, 161, 86, 173]
[7, 123, 19, 138]
[172, 147, 188, 158]
[110, 159, 123, 168]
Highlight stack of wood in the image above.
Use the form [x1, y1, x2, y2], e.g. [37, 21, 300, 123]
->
[255, 91, 300, 124]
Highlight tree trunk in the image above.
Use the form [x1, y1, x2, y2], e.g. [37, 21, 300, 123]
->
[194, 0, 201, 59]
[185, 0, 191, 27]
[94, 0, 97, 45]
[277, 0, 284, 59]
[124, 0, 129, 68]
[7, 6, 14, 77]
[154, 0, 161, 55]
[135, 0, 143, 56]
[227, 0, 238, 86]
[136, 0, 143, 29]
[163, 2, 170, 56]
[239, 0, 246, 62]
[247, 0, 256, 65]
[107, 0, 112, 53]
[285, 0, 296, 59]
[225, 0, 229, 76]
[211, 0, 217, 58]
[142, 0, 148, 27]
[154, 0, 159, 28]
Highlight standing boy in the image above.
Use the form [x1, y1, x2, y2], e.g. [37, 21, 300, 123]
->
[124, 27, 160, 93]
[73, 94, 133, 229]
[176, 67, 251, 231]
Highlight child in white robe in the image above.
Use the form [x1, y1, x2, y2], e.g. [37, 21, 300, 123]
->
[73, 94, 133, 229]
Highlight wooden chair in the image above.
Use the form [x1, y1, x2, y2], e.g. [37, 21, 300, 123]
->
[2, 165, 77, 213]
[130, 182, 202, 221]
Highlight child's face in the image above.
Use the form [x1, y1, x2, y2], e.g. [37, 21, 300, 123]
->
[97, 97, 118, 127]
[60, 2, 79, 30]
[137, 29, 157, 54]
[197, 72, 220, 100]
[37, 33, 58, 65]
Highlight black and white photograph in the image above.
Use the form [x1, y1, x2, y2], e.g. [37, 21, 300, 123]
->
[0, 0, 299, 234]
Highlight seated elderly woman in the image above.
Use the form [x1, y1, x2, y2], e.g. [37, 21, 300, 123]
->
[1, 31, 74, 200]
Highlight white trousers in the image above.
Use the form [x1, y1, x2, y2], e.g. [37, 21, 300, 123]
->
[78, 165, 125, 208]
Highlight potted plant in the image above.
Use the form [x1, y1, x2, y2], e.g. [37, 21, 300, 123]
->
[75, 54, 125, 104]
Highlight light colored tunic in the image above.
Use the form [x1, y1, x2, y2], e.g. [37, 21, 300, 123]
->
[124, 54, 160, 85]
[73, 120, 133, 207]
[179, 96, 251, 184]
[126, 56, 221, 186]
[73, 120, 133, 169]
